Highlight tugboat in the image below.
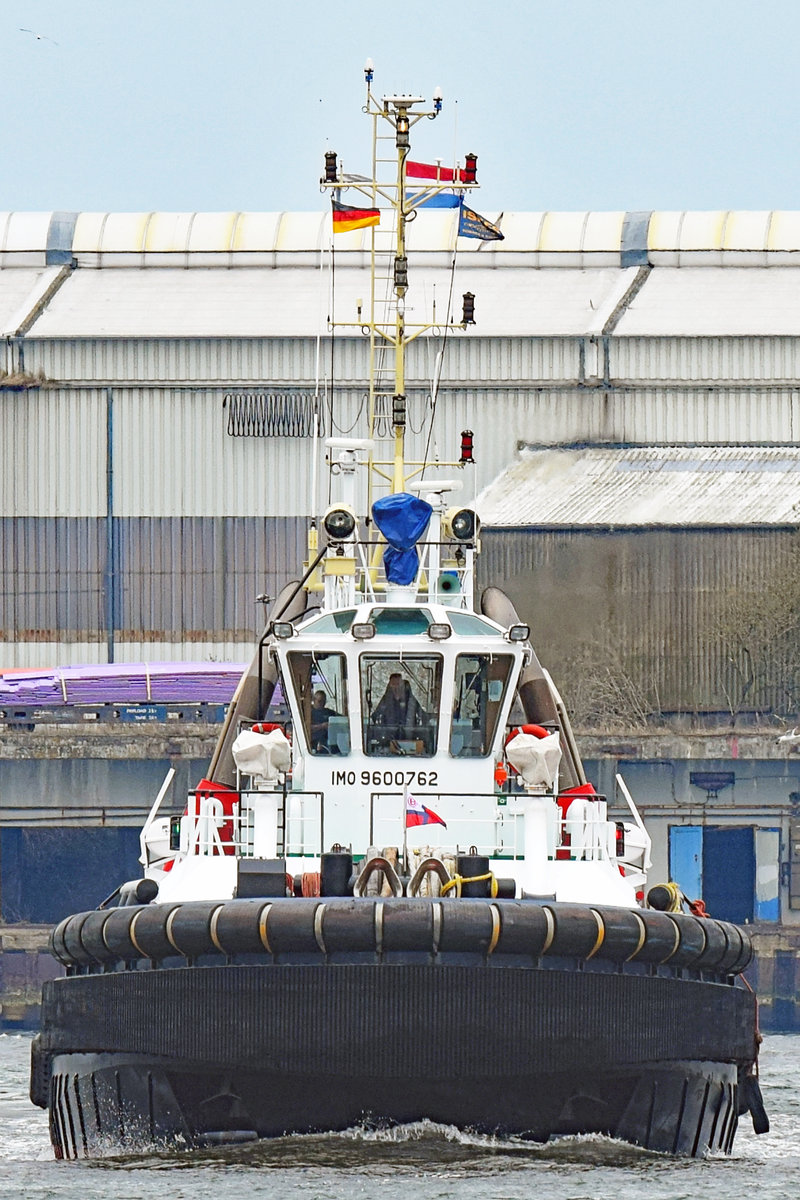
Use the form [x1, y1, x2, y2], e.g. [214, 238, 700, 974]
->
[31, 67, 766, 1159]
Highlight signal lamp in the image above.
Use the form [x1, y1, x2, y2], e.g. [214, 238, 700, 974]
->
[428, 623, 452, 640]
[463, 153, 478, 183]
[396, 113, 410, 149]
[352, 623, 376, 640]
[460, 429, 474, 464]
[323, 505, 357, 540]
[443, 506, 479, 541]
[324, 151, 338, 183]
[461, 292, 475, 324]
[394, 255, 408, 289]
[392, 395, 406, 427]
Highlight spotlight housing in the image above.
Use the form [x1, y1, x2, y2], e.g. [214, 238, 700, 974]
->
[323, 504, 357, 541]
[443, 506, 479, 541]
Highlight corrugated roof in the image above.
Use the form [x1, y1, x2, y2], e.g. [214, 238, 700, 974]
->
[475, 446, 800, 528]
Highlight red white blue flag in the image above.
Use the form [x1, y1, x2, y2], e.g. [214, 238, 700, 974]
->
[405, 793, 447, 829]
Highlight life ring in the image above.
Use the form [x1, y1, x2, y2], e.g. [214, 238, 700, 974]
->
[251, 722, 289, 738]
[505, 723, 550, 745]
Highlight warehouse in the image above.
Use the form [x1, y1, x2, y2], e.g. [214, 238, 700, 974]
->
[4, 207, 800, 682]
[3, 209, 800, 1027]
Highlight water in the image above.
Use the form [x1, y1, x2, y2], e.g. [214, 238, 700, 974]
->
[2, 1034, 798, 1200]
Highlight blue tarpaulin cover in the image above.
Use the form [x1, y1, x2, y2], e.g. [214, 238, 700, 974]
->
[372, 493, 432, 585]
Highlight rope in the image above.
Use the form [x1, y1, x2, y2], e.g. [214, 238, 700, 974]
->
[301, 872, 321, 897]
[440, 871, 498, 898]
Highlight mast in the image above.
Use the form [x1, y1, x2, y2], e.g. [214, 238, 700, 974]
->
[320, 63, 480, 502]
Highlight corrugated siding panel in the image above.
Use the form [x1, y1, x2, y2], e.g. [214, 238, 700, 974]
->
[0, 388, 105, 516]
[24, 335, 580, 385]
[0, 516, 306, 664]
[118, 516, 307, 641]
[479, 528, 795, 712]
[0, 518, 104, 640]
[612, 337, 800, 382]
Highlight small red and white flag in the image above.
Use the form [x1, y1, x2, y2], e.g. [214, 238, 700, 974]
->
[405, 792, 447, 829]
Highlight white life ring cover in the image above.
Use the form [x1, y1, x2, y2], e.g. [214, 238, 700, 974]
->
[505, 731, 562, 788]
[232, 727, 291, 781]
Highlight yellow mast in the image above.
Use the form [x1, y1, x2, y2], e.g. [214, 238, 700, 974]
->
[321, 63, 479, 504]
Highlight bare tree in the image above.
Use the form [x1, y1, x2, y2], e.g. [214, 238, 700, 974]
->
[711, 535, 800, 720]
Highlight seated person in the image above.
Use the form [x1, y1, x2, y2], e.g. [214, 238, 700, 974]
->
[371, 673, 425, 749]
[310, 689, 337, 752]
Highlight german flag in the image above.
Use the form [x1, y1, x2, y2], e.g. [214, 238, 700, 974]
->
[331, 199, 380, 233]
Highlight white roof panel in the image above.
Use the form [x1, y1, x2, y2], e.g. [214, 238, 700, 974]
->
[0, 268, 53, 333]
[28, 264, 627, 338]
[476, 446, 800, 528]
[616, 267, 800, 336]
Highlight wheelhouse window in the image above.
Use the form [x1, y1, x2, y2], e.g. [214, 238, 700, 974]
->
[361, 654, 442, 757]
[450, 654, 514, 757]
[287, 652, 350, 755]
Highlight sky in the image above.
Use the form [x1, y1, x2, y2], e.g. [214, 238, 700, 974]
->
[7, 0, 800, 216]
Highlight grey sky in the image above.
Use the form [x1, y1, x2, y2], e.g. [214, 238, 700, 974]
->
[7, 1, 800, 214]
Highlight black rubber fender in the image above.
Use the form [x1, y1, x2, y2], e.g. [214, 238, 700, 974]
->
[742, 1072, 770, 1134]
[59, 911, 100, 967]
[381, 899, 436, 952]
[628, 909, 680, 963]
[100, 905, 151, 963]
[494, 901, 553, 957]
[317, 898, 378, 954]
[265, 898, 321, 955]
[590, 905, 648, 962]
[544, 904, 605, 958]
[163, 901, 226, 959]
[438, 899, 497, 955]
[48, 917, 73, 968]
[77, 909, 120, 965]
[713, 921, 753, 975]
[664, 913, 708, 967]
[121, 902, 183, 961]
[212, 898, 273, 955]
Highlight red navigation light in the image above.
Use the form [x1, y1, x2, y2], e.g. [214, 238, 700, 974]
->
[460, 429, 474, 464]
[463, 153, 477, 183]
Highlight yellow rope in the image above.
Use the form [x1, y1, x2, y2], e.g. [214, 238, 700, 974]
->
[441, 872, 498, 898]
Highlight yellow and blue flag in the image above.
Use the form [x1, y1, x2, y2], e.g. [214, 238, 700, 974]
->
[458, 203, 504, 241]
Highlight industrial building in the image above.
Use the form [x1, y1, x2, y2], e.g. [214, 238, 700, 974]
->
[2, 208, 800, 1026]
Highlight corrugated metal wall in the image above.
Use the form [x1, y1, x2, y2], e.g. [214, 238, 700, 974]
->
[0, 515, 306, 666]
[479, 528, 796, 714]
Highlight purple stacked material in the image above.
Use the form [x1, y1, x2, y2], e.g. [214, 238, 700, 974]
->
[0, 663, 249, 707]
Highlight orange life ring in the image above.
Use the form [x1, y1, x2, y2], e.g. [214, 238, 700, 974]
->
[505, 723, 550, 745]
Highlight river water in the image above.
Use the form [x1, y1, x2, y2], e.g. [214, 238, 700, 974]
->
[1, 1033, 798, 1200]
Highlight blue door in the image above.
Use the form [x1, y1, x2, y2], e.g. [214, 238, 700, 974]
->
[703, 827, 755, 924]
[669, 825, 703, 901]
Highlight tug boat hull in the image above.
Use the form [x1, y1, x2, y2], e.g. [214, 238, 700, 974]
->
[34, 899, 757, 1158]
